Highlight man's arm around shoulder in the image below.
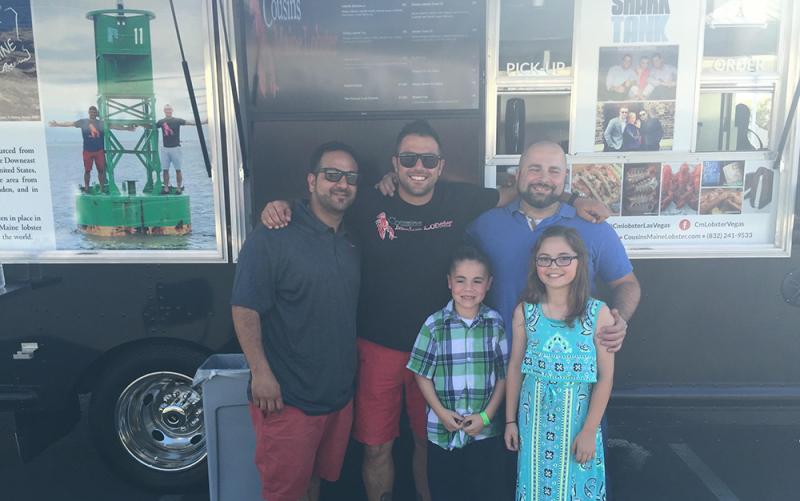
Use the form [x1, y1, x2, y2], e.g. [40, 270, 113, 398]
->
[598, 271, 641, 353]
[496, 185, 517, 208]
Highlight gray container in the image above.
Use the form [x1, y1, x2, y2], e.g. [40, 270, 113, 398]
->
[194, 354, 263, 501]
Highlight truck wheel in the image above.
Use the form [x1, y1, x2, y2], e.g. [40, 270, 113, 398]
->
[88, 345, 210, 492]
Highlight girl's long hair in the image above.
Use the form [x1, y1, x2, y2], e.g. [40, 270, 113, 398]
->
[517, 225, 591, 328]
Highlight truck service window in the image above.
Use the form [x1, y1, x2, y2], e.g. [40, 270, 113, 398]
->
[702, 0, 781, 74]
[697, 90, 773, 152]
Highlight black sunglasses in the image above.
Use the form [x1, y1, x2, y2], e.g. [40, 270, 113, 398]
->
[396, 153, 442, 169]
[314, 168, 359, 185]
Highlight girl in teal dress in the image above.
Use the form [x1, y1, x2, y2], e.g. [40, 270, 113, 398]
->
[504, 226, 614, 501]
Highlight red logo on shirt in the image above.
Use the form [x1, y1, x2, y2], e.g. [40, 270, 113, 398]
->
[88, 124, 100, 137]
[163, 123, 174, 136]
[375, 212, 396, 240]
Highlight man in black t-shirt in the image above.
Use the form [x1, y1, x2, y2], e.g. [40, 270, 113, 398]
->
[261, 120, 609, 501]
[48, 106, 133, 194]
[638, 109, 664, 151]
[147, 104, 207, 195]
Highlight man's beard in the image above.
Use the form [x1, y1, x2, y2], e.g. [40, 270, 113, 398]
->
[519, 183, 560, 209]
[397, 175, 435, 198]
[315, 187, 355, 213]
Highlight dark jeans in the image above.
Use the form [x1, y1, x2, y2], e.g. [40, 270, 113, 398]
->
[649, 86, 676, 100]
[427, 436, 499, 501]
[605, 89, 629, 101]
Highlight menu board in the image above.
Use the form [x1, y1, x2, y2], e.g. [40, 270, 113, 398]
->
[244, 0, 481, 113]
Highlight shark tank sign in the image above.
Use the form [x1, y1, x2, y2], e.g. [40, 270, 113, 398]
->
[263, 0, 302, 28]
[610, 0, 671, 43]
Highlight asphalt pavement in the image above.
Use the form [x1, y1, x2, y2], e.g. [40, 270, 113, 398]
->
[1, 396, 798, 500]
[0, 395, 209, 501]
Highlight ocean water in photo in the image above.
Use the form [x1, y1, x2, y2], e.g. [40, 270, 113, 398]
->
[47, 139, 219, 251]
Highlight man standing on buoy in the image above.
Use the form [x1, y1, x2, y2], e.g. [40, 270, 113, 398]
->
[48, 105, 133, 195]
[140, 104, 207, 195]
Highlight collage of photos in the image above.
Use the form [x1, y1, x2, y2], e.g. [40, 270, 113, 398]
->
[595, 45, 678, 152]
[570, 161, 776, 218]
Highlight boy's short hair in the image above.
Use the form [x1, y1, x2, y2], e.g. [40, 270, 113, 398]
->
[309, 141, 358, 173]
[395, 119, 442, 155]
[449, 245, 492, 277]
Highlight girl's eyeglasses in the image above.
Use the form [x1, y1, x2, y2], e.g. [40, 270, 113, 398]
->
[536, 255, 579, 267]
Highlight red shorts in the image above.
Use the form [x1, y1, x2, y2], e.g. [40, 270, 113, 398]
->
[248, 399, 353, 501]
[83, 150, 106, 171]
[353, 338, 427, 445]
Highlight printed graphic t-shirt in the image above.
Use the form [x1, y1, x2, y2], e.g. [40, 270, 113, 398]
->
[348, 182, 499, 352]
[156, 117, 187, 148]
[74, 118, 105, 152]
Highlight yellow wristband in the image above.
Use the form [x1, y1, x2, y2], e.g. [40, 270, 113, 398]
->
[480, 411, 490, 426]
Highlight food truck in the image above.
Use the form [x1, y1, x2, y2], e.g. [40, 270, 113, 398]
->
[0, 0, 798, 494]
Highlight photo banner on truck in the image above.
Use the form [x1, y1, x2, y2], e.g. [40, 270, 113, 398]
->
[0, 0, 224, 259]
[568, 160, 777, 247]
[573, 0, 700, 154]
[0, 1, 56, 250]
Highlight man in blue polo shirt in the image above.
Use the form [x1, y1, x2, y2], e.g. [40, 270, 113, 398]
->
[465, 141, 639, 341]
[464, 140, 640, 500]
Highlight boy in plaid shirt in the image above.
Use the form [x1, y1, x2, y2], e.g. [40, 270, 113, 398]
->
[407, 245, 509, 501]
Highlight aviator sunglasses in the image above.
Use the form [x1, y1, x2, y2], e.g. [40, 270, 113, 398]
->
[314, 168, 360, 185]
[535, 255, 579, 267]
[396, 153, 442, 169]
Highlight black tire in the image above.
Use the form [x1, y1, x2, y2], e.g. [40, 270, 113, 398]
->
[88, 344, 211, 493]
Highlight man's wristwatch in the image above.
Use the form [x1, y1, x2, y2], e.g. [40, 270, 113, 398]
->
[567, 191, 583, 206]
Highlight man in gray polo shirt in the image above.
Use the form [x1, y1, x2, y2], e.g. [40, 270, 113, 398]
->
[231, 141, 361, 501]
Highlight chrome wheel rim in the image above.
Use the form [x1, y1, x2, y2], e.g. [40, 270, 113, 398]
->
[115, 371, 206, 471]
